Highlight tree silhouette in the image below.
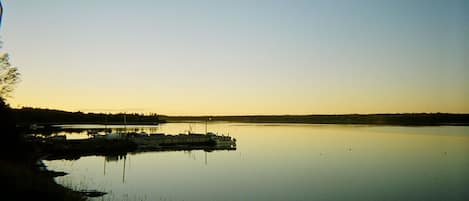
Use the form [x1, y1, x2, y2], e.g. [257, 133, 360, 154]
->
[0, 53, 20, 100]
[0, 0, 23, 160]
[0, 1, 21, 101]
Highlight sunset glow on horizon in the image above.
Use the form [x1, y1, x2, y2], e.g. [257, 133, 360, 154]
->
[1, 0, 468, 115]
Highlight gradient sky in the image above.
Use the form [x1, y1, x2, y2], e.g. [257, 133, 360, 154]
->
[1, 0, 468, 115]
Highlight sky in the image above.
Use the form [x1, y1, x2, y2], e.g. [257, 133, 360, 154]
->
[1, 0, 468, 115]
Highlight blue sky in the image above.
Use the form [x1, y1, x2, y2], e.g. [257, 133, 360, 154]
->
[1, 0, 468, 114]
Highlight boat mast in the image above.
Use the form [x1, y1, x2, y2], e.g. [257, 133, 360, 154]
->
[205, 116, 211, 134]
[122, 155, 126, 183]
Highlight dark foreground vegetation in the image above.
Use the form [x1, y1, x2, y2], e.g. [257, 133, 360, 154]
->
[161, 113, 469, 126]
[1, 101, 86, 201]
[0, 160, 86, 201]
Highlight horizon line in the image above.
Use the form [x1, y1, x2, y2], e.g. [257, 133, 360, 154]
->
[12, 106, 469, 116]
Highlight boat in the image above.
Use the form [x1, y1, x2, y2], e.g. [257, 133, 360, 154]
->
[206, 132, 236, 148]
[91, 117, 236, 149]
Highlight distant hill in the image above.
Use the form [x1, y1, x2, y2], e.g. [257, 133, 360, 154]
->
[13, 107, 165, 126]
[160, 113, 469, 126]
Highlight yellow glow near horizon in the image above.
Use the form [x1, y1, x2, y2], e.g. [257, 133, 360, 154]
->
[8, 80, 469, 115]
[2, 0, 468, 115]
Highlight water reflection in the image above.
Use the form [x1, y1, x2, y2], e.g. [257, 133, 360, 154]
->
[99, 150, 215, 187]
[101, 154, 128, 183]
[44, 123, 469, 201]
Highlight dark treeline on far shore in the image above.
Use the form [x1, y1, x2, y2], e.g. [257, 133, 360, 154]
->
[11, 107, 469, 126]
[160, 113, 469, 126]
[13, 107, 165, 126]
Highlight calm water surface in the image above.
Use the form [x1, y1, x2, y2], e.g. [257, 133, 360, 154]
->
[44, 123, 469, 201]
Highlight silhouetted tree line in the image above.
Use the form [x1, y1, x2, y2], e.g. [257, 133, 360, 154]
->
[162, 113, 469, 126]
[0, 99, 28, 159]
[13, 107, 165, 125]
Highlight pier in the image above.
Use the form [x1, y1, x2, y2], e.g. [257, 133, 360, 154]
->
[27, 132, 237, 160]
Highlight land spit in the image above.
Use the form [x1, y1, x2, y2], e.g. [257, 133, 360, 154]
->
[27, 132, 237, 160]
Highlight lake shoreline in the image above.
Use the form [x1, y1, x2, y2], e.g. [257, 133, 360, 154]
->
[161, 113, 469, 126]
[0, 155, 87, 200]
[13, 107, 469, 127]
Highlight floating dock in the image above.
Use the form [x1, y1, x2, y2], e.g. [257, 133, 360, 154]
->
[28, 132, 237, 160]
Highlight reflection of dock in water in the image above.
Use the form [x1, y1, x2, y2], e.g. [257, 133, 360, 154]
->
[101, 154, 128, 183]
[102, 149, 215, 184]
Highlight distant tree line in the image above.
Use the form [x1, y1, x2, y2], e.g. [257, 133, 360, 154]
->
[13, 107, 165, 125]
[161, 113, 469, 126]
[10, 107, 469, 126]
